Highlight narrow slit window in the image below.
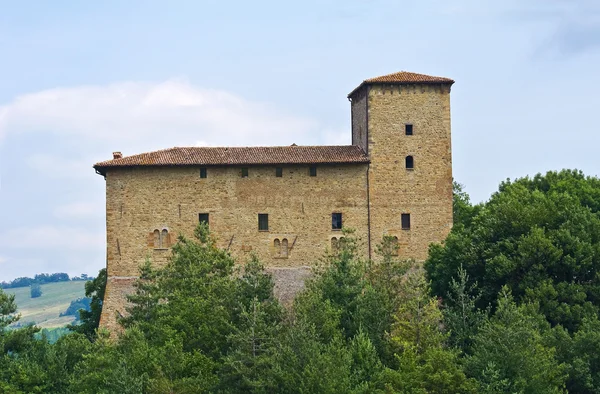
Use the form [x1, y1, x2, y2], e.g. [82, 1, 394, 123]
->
[276, 167, 283, 177]
[153, 229, 160, 248]
[200, 168, 207, 178]
[258, 214, 269, 231]
[405, 124, 413, 135]
[161, 229, 169, 248]
[241, 168, 249, 178]
[405, 156, 414, 169]
[199, 213, 209, 225]
[309, 166, 317, 177]
[332, 212, 343, 230]
[331, 237, 338, 251]
[281, 238, 289, 258]
[401, 213, 411, 230]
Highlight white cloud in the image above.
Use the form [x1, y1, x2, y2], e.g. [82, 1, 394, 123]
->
[53, 202, 103, 219]
[0, 226, 104, 251]
[0, 79, 321, 151]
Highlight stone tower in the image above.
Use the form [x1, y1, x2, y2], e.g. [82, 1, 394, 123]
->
[348, 71, 454, 260]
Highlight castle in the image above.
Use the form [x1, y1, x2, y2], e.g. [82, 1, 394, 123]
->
[94, 71, 455, 331]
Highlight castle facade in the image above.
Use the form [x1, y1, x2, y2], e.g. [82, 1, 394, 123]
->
[94, 71, 454, 331]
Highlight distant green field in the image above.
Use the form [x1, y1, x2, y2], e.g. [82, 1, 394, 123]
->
[5, 281, 86, 328]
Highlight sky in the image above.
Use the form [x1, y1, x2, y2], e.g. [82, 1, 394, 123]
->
[0, 0, 599, 281]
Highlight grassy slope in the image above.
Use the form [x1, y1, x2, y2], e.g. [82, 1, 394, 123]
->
[6, 281, 86, 328]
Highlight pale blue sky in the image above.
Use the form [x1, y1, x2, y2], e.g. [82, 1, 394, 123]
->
[0, 0, 599, 280]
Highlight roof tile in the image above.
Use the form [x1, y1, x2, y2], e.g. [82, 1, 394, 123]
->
[94, 145, 369, 175]
[349, 71, 454, 97]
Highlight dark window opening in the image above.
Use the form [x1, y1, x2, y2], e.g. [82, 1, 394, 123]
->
[405, 156, 414, 169]
[281, 238, 289, 258]
[332, 212, 343, 230]
[199, 213, 209, 225]
[258, 214, 269, 231]
[241, 168, 249, 178]
[309, 166, 317, 177]
[276, 167, 283, 177]
[200, 168, 207, 178]
[405, 124, 413, 135]
[401, 213, 411, 230]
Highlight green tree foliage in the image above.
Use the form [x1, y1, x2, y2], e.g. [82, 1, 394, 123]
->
[442, 265, 487, 354]
[427, 170, 600, 331]
[30, 283, 42, 298]
[382, 269, 476, 394]
[70, 268, 106, 339]
[465, 288, 567, 393]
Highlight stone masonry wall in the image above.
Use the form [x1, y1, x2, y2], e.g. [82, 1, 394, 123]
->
[366, 83, 453, 261]
[351, 87, 368, 153]
[100, 163, 370, 331]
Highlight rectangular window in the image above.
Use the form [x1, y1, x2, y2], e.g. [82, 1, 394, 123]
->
[258, 214, 269, 231]
[332, 212, 342, 230]
[199, 213, 209, 225]
[200, 168, 207, 178]
[242, 168, 249, 178]
[401, 213, 411, 230]
[309, 166, 317, 177]
[405, 124, 413, 135]
[276, 167, 283, 177]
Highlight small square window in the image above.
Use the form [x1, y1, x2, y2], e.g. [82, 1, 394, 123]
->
[200, 168, 207, 178]
[242, 168, 249, 178]
[258, 214, 269, 231]
[401, 213, 411, 230]
[276, 167, 283, 177]
[309, 166, 317, 177]
[199, 213, 209, 225]
[332, 212, 342, 230]
[405, 124, 413, 135]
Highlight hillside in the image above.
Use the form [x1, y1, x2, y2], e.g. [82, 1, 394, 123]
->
[6, 281, 86, 328]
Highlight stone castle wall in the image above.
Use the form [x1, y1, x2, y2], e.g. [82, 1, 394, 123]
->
[99, 80, 454, 332]
[100, 163, 370, 331]
[366, 84, 453, 261]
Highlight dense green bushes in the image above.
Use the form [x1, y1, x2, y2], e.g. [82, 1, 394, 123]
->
[2, 170, 600, 392]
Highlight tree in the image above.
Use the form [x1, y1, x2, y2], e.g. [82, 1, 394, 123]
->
[442, 265, 487, 354]
[427, 170, 600, 331]
[30, 283, 42, 298]
[382, 269, 476, 394]
[465, 288, 566, 393]
[70, 268, 106, 339]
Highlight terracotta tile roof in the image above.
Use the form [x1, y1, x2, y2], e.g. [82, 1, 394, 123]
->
[348, 71, 454, 98]
[94, 145, 369, 175]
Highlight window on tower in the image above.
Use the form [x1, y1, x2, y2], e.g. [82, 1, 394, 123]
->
[199, 213, 209, 225]
[405, 156, 414, 169]
[405, 124, 413, 135]
[258, 214, 269, 231]
[401, 213, 411, 230]
[332, 212, 343, 230]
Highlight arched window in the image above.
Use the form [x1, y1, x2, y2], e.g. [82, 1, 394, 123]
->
[153, 229, 160, 248]
[274, 239, 280, 256]
[331, 237, 338, 251]
[161, 229, 169, 248]
[405, 155, 414, 169]
[281, 239, 289, 258]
